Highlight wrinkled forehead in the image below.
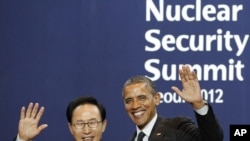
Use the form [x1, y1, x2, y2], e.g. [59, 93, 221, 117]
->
[72, 104, 101, 121]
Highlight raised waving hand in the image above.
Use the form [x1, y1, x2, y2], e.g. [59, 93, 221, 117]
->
[17, 103, 48, 141]
[171, 65, 205, 109]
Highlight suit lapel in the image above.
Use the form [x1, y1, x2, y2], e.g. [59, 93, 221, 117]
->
[149, 116, 175, 141]
[149, 116, 165, 140]
[130, 131, 137, 141]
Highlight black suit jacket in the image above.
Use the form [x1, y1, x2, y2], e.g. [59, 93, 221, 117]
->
[130, 105, 223, 141]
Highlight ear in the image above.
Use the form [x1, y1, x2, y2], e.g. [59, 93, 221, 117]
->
[154, 93, 161, 106]
[68, 122, 73, 135]
[101, 119, 107, 132]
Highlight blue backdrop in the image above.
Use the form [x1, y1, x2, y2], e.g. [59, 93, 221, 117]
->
[1, 0, 249, 141]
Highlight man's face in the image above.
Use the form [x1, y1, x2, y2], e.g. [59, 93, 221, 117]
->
[123, 82, 160, 129]
[68, 104, 107, 141]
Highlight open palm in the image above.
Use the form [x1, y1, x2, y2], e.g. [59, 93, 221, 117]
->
[18, 103, 48, 141]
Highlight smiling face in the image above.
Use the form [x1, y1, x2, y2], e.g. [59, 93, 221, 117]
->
[68, 104, 107, 141]
[123, 82, 160, 130]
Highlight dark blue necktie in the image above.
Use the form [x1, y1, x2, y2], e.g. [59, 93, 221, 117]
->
[137, 132, 145, 141]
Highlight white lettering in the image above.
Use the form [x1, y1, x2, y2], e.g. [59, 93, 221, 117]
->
[145, 29, 249, 56]
[144, 59, 244, 81]
[234, 129, 247, 136]
[146, 0, 243, 22]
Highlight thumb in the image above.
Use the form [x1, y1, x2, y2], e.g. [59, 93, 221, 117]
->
[171, 86, 183, 98]
[38, 124, 48, 133]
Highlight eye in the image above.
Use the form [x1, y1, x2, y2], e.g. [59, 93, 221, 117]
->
[138, 95, 147, 101]
[76, 122, 84, 126]
[89, 121, 97, 125]
[124, 98, 133, 104]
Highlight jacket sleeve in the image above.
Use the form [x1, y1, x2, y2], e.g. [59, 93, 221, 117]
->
[194, 104, 224, 141]
[172, 104, 223, 141]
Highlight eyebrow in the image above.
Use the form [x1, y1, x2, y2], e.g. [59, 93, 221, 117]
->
[75, 118, 99, 122]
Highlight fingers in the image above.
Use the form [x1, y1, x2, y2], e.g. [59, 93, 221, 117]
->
[180, 65, 197, 82]
[26, 102, 34, 118]
[192, 71, 198, 80]
[22, 102, 44, 119]
[20, 106, 26, 120]
[35, 106, 45, 121]
[31, 103, 39, 118]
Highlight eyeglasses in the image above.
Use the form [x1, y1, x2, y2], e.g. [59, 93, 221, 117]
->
[72, 120, 102, 129]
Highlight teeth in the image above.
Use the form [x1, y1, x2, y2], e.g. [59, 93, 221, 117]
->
[82, 137, 92, 141]
[134, 111, 144, 116]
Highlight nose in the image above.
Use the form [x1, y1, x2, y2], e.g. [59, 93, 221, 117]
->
[131, 99, 141, 109]
[82, 126, 91, 134]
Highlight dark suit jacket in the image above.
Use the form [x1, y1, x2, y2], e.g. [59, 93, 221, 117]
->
[130, 105, 223, 141]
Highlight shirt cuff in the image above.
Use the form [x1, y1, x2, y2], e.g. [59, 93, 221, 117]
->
[194, 103, 209, 115]
[16, 134, 26, 141]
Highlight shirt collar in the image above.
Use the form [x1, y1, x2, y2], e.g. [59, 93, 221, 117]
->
[136, 113, 158, 137]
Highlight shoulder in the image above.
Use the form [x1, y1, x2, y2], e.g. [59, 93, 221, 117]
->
[150, 116, 196, 138]
[157, 116, 194, 128]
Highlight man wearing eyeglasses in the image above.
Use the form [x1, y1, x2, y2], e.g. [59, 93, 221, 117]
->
[13, 96, 107, 141]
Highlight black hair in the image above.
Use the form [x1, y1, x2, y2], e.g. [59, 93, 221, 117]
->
[66, 96, 106, 123]
[122, 75, 157, 98]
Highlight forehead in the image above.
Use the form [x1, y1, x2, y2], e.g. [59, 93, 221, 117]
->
[124, 83, 151, 97]
[72, 104, 101, 121]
